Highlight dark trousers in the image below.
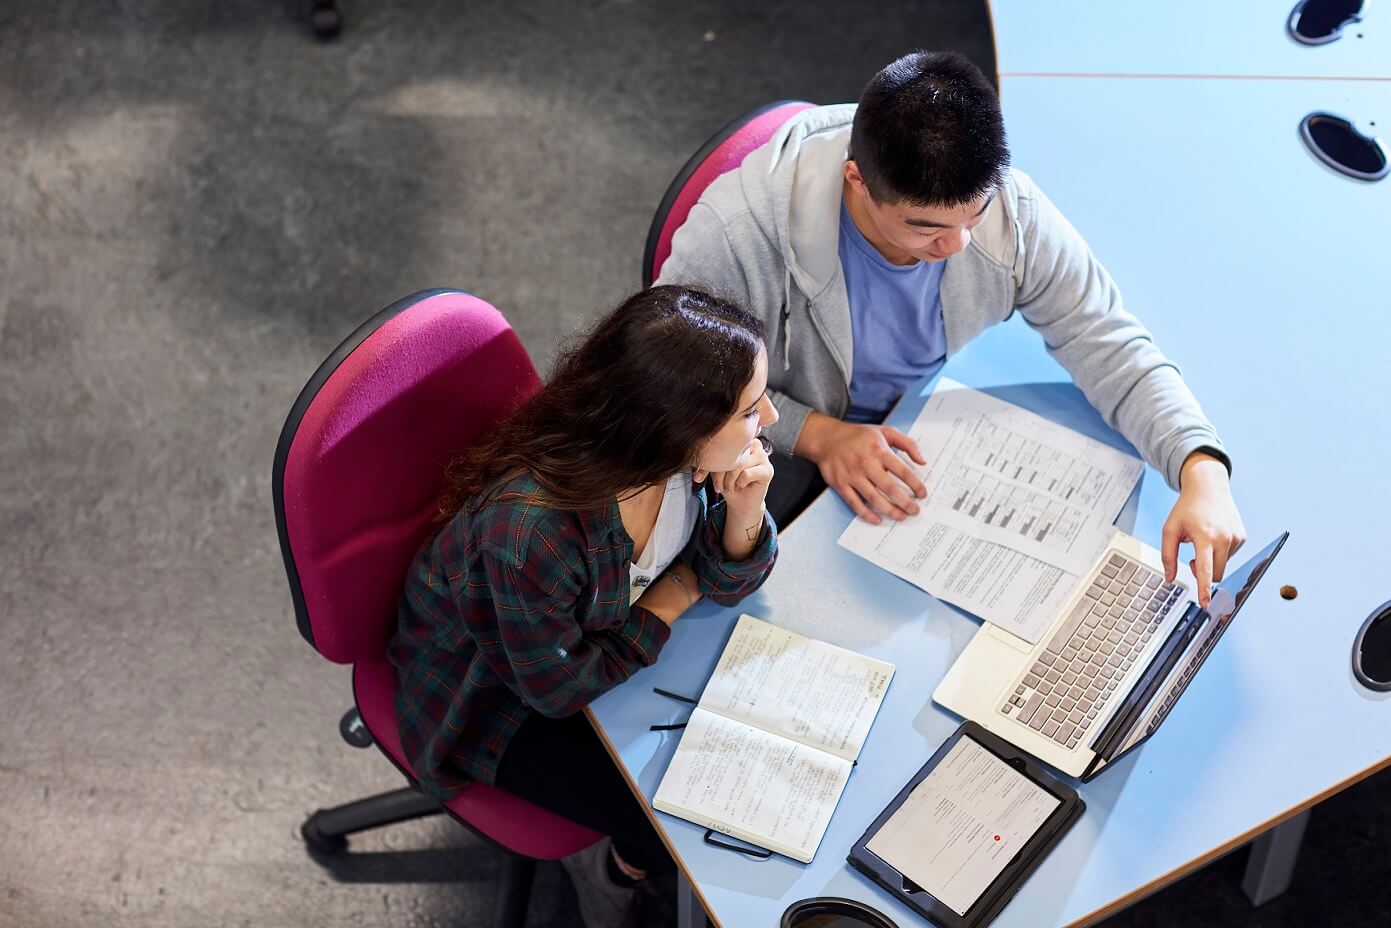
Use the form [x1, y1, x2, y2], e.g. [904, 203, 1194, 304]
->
[494, 711, 674, 874]
[764, 450, 827, 529]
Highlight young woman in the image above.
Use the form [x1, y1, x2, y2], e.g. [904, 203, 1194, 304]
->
[388, 285, 779, 927]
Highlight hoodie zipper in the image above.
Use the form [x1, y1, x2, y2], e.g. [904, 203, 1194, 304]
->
[782, 267, 851, 414]
[781, 266, 792, 371]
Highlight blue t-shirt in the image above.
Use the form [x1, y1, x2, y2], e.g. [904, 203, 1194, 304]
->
[838, 200, 948, 422]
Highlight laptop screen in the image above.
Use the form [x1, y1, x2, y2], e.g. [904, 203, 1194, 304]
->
[1085, 532, 1289, 779]
[1208, 532, 1288, 622]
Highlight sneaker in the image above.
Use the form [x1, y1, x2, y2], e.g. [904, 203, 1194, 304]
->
[560, 838, 639, 928]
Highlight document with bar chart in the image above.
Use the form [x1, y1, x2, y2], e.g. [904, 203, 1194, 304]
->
[926, 398, 1141, 575]
[839, 380, 1144, 642]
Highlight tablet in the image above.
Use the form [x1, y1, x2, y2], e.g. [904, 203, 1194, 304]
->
[848, 722, 1084, 928]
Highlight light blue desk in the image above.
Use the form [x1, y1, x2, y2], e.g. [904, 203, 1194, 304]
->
[990, 0, 1391, 80]
[590, 73, 1391, 928]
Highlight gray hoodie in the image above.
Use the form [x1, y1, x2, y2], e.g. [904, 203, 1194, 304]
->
[656, 104, 1227, 491]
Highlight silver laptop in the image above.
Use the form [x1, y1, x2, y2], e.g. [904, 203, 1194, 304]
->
[934, 531, 1288, 781]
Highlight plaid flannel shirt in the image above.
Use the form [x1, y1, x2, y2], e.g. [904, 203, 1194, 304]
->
[387, 472, 778, 798]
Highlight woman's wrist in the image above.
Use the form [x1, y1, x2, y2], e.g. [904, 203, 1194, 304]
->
[728, 504, 766, 541]
[635, 564, 700, 626]
[720, 502, 766, 561]
[727, 500, 766, 522]
[664, 569, 698, 608]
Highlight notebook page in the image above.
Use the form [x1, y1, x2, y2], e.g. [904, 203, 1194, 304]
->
[652, 707, 853, 863]
[698, 614, 894, 762]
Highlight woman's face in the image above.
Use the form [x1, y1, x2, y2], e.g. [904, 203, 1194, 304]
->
[694, 347, 779, 473]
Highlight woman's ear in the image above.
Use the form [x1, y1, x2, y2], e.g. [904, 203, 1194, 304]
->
[690, 438, 709, 484]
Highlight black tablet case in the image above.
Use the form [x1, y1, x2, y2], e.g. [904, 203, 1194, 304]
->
[848, 722, 1085, 928]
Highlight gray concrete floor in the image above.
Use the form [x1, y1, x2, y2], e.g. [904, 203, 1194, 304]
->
[0, 2, 1385, 927]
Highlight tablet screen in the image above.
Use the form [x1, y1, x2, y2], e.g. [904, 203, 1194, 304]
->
[865, 736, 1061, 916]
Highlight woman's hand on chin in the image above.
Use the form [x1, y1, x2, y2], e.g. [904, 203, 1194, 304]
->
[705, 440, 774, 521]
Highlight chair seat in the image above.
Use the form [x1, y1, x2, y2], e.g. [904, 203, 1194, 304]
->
[353, 657, 603, 860]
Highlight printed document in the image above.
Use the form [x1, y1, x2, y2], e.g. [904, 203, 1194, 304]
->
[839, 380, 1142, 642]
[866, 736, 1060, 916]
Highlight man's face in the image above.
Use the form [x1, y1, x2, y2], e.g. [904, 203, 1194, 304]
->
[844, 160, 995, 265]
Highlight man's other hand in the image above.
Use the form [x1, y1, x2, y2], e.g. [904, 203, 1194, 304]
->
[1163, 451, 1247, 609]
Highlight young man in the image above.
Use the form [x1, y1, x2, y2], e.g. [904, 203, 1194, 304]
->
[656, 51, 1245, 607]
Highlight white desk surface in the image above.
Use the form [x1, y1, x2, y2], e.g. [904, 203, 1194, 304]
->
[590, 75, 1391, 927]
[990, 0, 1391, 80]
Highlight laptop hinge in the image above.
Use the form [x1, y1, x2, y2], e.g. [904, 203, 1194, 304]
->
[1088, 602, 1208, 765]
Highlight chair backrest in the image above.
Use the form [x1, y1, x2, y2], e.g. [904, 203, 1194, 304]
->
[273, 290, 541, 665]
[642, 100, 815, 287]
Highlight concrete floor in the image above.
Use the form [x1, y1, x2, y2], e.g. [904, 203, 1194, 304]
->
[0, 2, 1386, 927]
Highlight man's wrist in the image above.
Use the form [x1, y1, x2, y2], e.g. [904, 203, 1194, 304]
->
[1182, 449, 1226, 470]
[1184, 445, 1231, 472]
[793, 411, 835, 462]
[1180, 450, 1229, 487]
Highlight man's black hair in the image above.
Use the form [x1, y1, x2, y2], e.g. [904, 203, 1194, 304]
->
[849, 51, 1009, 208]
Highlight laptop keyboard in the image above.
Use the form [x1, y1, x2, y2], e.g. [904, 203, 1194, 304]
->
[999, 552, 1184, 749]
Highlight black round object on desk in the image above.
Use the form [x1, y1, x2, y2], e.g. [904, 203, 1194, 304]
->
[1287, 0, 1364, 45]
[1353, 600, 1391, 692]
[782, 897, 899, 928]
[1299, 112, 1389, 182]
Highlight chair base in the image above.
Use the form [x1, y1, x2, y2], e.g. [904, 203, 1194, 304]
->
[309, 0, 341, 39]
[301, 786, 443, 853]
[300, 786, 545, 928]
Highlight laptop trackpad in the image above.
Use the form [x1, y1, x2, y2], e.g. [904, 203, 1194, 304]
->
[984, 623, 1034, 654]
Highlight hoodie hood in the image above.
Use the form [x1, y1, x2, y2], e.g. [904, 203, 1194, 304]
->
[739, 103, 859, 302]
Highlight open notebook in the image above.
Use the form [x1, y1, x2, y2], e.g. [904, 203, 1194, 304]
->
[652, 615, 896, 863]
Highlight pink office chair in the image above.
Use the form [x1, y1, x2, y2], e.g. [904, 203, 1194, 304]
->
[642, 100, 814, 286]
[273, 289, 602, 928]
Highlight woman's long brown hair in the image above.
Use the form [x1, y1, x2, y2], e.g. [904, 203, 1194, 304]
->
[439, 285, 767, 516]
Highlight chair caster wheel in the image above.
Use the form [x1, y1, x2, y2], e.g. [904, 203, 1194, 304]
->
[339, 708, 373, 748]
[302, 816, 349, 854]
[310, 1, 341, 39]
